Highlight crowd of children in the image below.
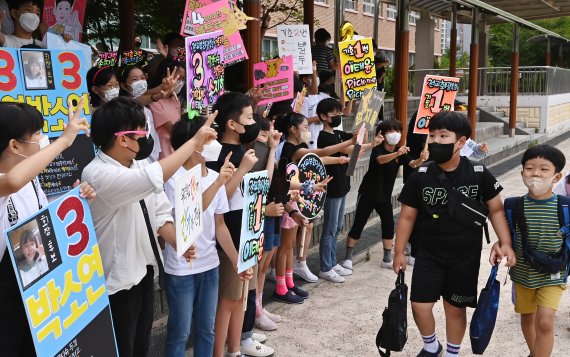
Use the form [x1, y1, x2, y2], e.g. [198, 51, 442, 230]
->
[0, 1, 568, 356]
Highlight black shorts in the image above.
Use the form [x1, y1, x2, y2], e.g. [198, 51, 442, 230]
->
[410, 248, 481, 308]
[347, 194, 394, 240]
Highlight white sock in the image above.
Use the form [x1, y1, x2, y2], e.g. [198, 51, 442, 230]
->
[445, 342, 460, 356]
[241, 337, 253, 347]
[422, 332, 439, 353]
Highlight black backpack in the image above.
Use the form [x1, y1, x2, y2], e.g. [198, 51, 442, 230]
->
[376, 270, 408, 357]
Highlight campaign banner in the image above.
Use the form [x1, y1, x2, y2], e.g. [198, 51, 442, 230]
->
[185, 30, 225, 112]
[237, 171, 269, 273]
[353, 88, 385, 131]
[276, 24, 312, 74]
[0, 48, 93, 195]
[43, 0, 86, 42]
[184, 0, 237, 10]
[174, 164, 203, 258]
[296, 153, 327, 219]
[5, 188, 118, 357]
[253, 55, 294, 106]
[120, 49, 146, 67]
[338, 37, 377, 102]
[181, 0, 248, 66]
[413, 75, 460, 134]
[96, 52, 118, 68]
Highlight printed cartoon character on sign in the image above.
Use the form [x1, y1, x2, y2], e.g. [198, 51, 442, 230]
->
[266, 58, 283, 78]
[49, 0, 82, 42]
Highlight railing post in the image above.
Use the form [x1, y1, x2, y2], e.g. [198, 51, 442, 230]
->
[509, 24, 520, 137]
[467, 7, 479, 138]
[449, 4, 457, 77]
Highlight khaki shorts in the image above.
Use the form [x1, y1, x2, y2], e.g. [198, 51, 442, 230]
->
[218, 249, 245, 301]
[514, 283, 566, 314]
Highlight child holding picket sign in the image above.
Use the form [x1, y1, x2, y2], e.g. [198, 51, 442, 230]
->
[0, 100, 93, 356]
[494, 144, 568, 357]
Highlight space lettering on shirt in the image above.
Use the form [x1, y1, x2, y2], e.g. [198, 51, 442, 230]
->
[421, 185, 479, 205]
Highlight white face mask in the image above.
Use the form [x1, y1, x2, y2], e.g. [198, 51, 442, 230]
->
[130, 79, 148, 98]
[522, 176, 555, 196]
[299, 130, 312, 145]
[101, 87, 120, 101]
[173, 80, 184, 95]
[19, 13, 40, 32]
[201, 140, 222, 162]
[18, 135, 50, 152]
[385, 132, 401, 146]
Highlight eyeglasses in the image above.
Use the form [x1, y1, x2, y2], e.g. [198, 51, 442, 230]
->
[115, 130, 149, 137]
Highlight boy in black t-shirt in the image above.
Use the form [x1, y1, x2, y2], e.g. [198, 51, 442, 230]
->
[342, 120, 427, 271]
[393, 112, 515, 357]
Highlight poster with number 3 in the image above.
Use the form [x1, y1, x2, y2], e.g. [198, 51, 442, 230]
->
[5, 187, 118, 357]
[174, 164, 203, 257]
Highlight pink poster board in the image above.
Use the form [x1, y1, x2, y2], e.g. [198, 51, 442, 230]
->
[185, 30, 225, 112]
[180, 1, 248, 66]
[253, 55, 294, 106]
[43, 0, 86, 42]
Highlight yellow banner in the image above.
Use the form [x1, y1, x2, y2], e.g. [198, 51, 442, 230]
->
[338, 37, 377, 102]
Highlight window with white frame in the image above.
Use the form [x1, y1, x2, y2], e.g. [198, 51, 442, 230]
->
[387, 4, 397, 20]
[314, 0, 327, 4]
[345, 0, 356, 10]
[261, 38, 278, 61]
[409, 10, 420, 25]
[362, 0, 374, 14]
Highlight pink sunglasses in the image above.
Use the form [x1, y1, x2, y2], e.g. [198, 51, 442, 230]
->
[115, 130, 149, 137]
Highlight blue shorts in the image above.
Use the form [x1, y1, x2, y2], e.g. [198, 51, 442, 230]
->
[263, 217, 281, 250]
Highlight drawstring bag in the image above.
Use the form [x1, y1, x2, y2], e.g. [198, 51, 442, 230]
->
[470, 265, 500, 354]
[376, 270, 408, 356]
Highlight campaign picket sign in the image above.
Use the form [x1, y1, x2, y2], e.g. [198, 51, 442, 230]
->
[181, 0, 248, 66]
[276, 24, 313, 74]
[46, 33, 91, 69]
[185, 30, 225, 113]
[0, 48, 94, 195]
[296, 153, 327, 219]
[252, 55, 294, 106]
[237, 171, 270, 273]
[353, 88, 385, 131]
[120, 49, 146, 67]
[95, 52, 118, 68]
[413, 75, 460, 134]
[5, 187, 118, 357]
[174, 164, 203, 258]
[338, 37, 377, 102]
[43, 0, 87, 42]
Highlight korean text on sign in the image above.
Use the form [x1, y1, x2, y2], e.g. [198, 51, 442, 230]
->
[413, 74, 460, 134]
[338, 37, 377, 102]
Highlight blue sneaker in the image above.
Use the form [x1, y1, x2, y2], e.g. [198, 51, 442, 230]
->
[416, 342, 443, 357]
[271, 290, 304, 304]
[288, 285, 309, 299]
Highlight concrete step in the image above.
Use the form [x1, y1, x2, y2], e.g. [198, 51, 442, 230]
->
[474, 122, 505, 142]
[490, 111, 508, 119]
[516, 123, 538, 135]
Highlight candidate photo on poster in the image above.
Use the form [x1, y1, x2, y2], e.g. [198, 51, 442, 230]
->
[22, 51, 48, 90]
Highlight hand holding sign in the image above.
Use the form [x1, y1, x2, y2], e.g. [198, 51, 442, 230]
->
[182, 244, 196, 262]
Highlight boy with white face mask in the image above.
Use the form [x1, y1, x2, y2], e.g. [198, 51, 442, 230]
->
[343, 119, 428, 272]
[0, 0, 45, 48]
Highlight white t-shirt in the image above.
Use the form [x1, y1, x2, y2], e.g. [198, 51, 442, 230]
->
[19, 255, 49, 286]
[2, 34, 46, 48]
[163, 167, 229, 275]
[301, 92, 343, 149]
[0, 178, 48, 261]
[144, 107, 161, 162]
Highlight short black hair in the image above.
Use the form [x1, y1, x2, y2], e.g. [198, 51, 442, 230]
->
[0, 102, 43, 153]
[118, 64, 143, 96]
[316, 97, 342, 120]
[170, 116, 206, 151]
[91, 97, 147, 152]
[428, 111, 471, 139]
[314, 28, 331, 43]
[254, 113, 270, 131]
[275, 112, 305, 136]
[267, 100, 292, 120]
[86, 66, 117, 108]
[163, 32, 184, 47]
[10, 0, 41, 11]
[149, 58, 184, 88]
[376, 119, 402, 136]
[521, 144, 566, 173]
[211, 92, 252, 135]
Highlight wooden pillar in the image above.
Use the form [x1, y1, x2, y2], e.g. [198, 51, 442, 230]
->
[373, 0, 380, 46]
[118, 0, 135, 52]
[244, 0, 261, 90]
[467, 7, 479, 138]
[394, 14, 400, 120]
[395, 0, 409, 143]
[509, 24, 519, 137]
[304, 1, 314, 42]
[546, 37, 551, 66]
[449, 4, 458, 77]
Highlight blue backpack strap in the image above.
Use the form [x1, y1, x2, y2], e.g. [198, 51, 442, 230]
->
[504, 197, 520, 244]
[556, 195, 570, 282]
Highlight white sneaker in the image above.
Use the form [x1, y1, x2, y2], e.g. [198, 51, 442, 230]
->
[341, 259, 353, 270]
[240, 339, 274, 357]
[251, 332, 267, 344]
[293, 260, 318, 283]
[318, 269, 345, 283]
[380, 260, 393, 269]
[333, 263, 353, 276]
[262, 308, 282, 323]
[266, 268, 276, 283]
[255, 313, 278, 331]
[407, 256, 415, 266]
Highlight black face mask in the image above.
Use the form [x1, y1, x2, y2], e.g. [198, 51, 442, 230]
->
[330, 115, 342, 128]
[236, 121, 260, 144]
[127, 134, 154, 160]
[428, 142, 455, 164]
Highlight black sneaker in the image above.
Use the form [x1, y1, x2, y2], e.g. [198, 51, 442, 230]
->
[271, 290, 304, 304]
[416, 342, 443, 357]
[288, 285, 309, 299]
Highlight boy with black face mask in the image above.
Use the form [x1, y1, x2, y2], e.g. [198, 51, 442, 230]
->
[393, 111, 515, 357]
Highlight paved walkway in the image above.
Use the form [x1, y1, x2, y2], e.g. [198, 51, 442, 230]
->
[262, 137, 570, 356]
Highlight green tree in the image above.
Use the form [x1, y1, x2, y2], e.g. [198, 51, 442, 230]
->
[437, 46, 470, 69]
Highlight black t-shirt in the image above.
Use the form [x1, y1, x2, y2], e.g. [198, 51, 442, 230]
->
[207, 142, 245, 249]
[317, 130, 352, 198]
[398, 157, 502, 257]
[280, 141, 308, 164]
[360, 144, 411, 202]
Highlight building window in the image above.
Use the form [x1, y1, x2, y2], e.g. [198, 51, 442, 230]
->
[441, 19, 449, 51]
[409, 10, 419, 25]
[387, 4, 397, 20]
[314, 0, 327, 4]
[345, 0, 356, 11]
[362, 0, 374, 14]
[261, 38, 278, 61]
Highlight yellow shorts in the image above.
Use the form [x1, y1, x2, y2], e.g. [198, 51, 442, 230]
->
[513, 283, 566, 314]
